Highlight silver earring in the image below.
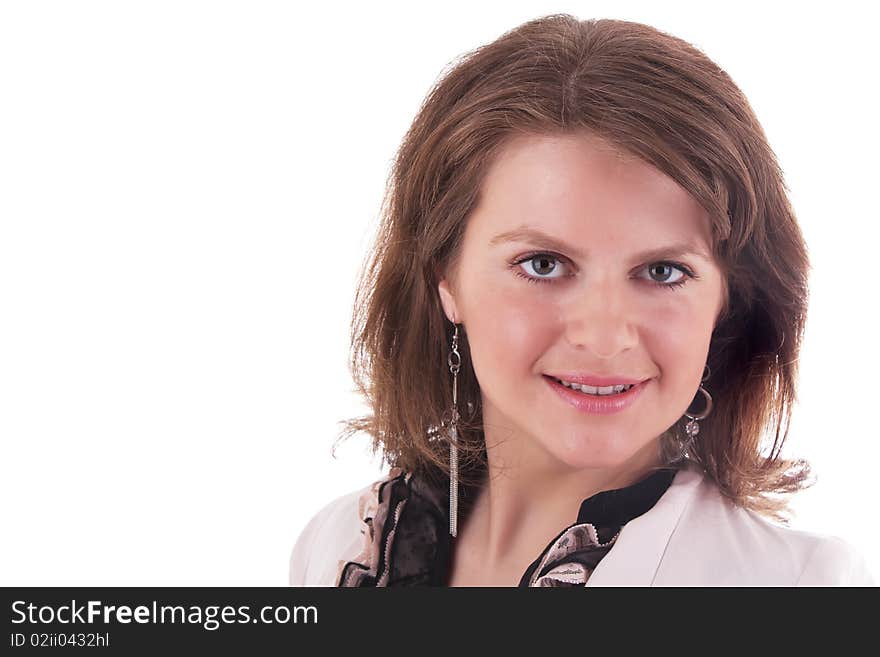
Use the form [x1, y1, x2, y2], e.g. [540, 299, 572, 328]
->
[447, 323, 462, 537]
[672, 364, 713, 461]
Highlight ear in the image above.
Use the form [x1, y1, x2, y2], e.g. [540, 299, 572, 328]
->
[436, 271, 460, 325]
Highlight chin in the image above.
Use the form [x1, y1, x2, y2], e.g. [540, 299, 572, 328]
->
[543, 441, 640, 472]
[541, 429, 656, 472]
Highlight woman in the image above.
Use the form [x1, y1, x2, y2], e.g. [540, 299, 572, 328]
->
[289, 14, 875, 586]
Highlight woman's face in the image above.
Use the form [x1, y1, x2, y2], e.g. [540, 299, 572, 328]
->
[437, 131, 726, 474]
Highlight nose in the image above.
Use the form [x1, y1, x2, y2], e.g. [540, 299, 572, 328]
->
[562, 282, 638, 359]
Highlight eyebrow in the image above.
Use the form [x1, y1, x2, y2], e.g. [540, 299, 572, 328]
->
[488, 226, 711, 263]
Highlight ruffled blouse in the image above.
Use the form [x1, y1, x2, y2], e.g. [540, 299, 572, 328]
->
[336, 464, 679, 587]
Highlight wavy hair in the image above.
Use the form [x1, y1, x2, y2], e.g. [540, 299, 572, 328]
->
[334, 14, 813, 523]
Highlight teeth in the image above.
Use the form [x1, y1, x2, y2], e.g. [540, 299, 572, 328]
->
[554, 378, 635, 395]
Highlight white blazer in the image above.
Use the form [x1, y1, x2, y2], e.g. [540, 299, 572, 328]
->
[289, 462, 876, 586]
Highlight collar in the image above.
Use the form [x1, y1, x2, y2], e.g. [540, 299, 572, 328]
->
[575, 467, 679, 528]
[516, 466, 679, 586]
[337, 463, 684, 587]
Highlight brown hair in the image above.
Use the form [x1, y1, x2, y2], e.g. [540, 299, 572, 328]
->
[335, 14, 813, 524]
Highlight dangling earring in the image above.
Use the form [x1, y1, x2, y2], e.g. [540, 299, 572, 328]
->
[447, 323, 462, 537]
[672, 364, 713, 461]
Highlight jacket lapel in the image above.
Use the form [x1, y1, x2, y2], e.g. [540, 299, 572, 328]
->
[585, 463, 705, 587]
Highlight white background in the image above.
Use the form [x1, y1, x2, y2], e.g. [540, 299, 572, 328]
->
[1, 0, 877, 585]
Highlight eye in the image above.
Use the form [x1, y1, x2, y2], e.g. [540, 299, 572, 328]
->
[512, 253, 569, 284]
[641, 262, 693, 289]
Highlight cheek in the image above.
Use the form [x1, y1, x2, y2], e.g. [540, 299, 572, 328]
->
[643, 295, 715, 383]
[464, 277, 558, 379]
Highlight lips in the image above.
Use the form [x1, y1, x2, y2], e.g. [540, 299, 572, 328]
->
[544, 374, 650, 415]
[543, 372, 647, 387]
[549, 376, 636, 394]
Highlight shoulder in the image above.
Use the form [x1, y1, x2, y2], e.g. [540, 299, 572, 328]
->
[288, 470, 398, 586]
[794, 533, 876, 586]
[658, 472, 876, 586]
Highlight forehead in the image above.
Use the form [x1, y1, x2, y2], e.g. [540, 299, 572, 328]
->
[469, 131, 713, 251]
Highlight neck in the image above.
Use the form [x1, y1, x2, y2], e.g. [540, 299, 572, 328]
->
[459, 422, 664, 570]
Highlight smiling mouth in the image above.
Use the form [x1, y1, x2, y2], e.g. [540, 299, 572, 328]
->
[544, 375, 640, 396]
